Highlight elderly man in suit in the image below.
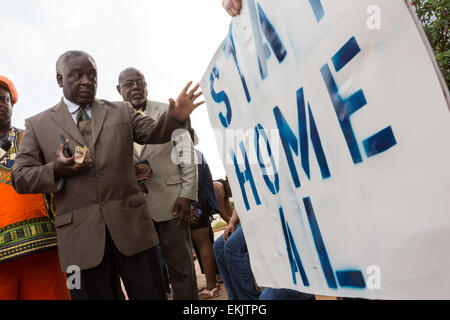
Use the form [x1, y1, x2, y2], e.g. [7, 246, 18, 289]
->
[117, 67, 199, 300]
[11, 50, 203, 300]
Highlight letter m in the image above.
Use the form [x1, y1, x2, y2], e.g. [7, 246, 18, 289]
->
[273, 88, 330, 188]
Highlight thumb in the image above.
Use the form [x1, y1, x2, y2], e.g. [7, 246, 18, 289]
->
[57, 143, 64, 155]
[172, 202, 180, 217]
[168, 98, 176, 108]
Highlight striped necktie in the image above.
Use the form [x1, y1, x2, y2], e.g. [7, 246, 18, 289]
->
[76, 106, 92, 148]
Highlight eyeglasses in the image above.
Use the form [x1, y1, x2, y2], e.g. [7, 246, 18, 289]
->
[121, 79, 146, 89]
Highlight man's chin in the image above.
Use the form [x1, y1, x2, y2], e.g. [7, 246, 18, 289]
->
[0, 114, 11, 125]
[77, 98, 94, 106]
[131, 98, 146, 107]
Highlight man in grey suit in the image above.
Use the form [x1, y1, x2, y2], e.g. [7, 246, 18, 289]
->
[117, 67, 199, 300]
[11, 51, 204, 300]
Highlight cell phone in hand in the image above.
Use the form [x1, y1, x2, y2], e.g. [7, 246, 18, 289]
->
[59, 134, 73, 157]
[138, 180, 149, 194]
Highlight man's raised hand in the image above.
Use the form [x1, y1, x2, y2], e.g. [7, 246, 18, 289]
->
[168, 81, 204, 123]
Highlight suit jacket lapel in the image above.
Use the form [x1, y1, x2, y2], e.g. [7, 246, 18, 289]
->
[50, 99, 85, 146]
[91, 99, 107, 147]
[133, 145, 140, 161]
[140, 101, 160, 157]
[147, 100, 161, 120]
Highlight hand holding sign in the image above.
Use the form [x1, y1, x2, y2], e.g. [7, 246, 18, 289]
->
[201, 0, 450, 299]
[222, 0, 242, 16]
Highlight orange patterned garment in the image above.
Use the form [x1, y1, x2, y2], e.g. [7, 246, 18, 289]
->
[0, 127, 57, 264]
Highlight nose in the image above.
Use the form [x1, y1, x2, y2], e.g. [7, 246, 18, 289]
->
[132, 81, 140, 90]
[80, 74, 91, 85]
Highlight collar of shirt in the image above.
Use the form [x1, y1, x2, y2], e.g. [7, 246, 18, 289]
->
[63, 97, 92, 123]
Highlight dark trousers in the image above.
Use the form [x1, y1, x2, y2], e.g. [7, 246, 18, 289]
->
[68, 228, 166, 300]
[155, 244, 171, 294]
[154, 218, 198, 300]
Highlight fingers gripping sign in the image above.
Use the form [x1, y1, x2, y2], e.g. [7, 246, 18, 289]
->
[168, 81, 205, 123]
[223, 0, 242, 16]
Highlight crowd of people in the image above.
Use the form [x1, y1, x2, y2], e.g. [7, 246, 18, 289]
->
[0, 0, 317, 301]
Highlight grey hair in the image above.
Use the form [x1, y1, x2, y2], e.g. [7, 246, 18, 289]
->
[56, 50, 96, 74]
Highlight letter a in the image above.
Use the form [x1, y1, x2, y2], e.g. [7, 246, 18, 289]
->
[366, 5, 381, 30]
[66, 265, 81, 290]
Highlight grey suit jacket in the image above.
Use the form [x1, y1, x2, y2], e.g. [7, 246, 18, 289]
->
[11, 98, 184, 271]
[135, 100, 197, 222]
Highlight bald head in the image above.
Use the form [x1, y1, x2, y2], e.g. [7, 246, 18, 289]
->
[117, 67, 148, 110]
[118, 67, 145, 84]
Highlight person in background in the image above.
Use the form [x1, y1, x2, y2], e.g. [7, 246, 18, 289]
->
[213, 190, 315, 300]
[213, 175, 259, 300]
[117, 67, 199, 300]
[0, 75, 70, 300]
[213, 208, 260, 300]
[213, 177, 232, 224]
[188, 128, 222, 299]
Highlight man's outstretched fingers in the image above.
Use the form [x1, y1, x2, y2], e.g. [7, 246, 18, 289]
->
[194, 100, 205, 108]
[193, 91, 203, 100]
[181, 81, 193, 96]
[188, 84, 200, 98]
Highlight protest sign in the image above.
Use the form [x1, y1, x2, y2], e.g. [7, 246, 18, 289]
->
[200, 0, 450, 299]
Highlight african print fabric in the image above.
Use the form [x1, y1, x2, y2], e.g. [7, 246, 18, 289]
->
[0, 127, 57, 264]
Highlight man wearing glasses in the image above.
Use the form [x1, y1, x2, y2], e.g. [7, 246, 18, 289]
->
[117, 68, 199, 300]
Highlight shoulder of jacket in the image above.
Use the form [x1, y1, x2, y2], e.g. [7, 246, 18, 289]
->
[148, 100, 169, 112]
[26, 104, 57, 124]
[100, 99, 129, 108]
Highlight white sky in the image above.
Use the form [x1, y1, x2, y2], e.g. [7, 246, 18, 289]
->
[0, 0, 230, 179]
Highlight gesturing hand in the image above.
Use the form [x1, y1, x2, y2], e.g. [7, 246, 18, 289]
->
[222, 0, 242, 17]
[168, 81, 204, 123]
[223, 223, 236, 242]
[172, 197, 192, 229]
[54, 140, 92, 178]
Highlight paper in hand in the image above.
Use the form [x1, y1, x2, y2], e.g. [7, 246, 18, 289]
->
[74, 146, 91, 165]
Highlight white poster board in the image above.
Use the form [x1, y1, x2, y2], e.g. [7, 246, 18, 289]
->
[200, 0, 450, 299]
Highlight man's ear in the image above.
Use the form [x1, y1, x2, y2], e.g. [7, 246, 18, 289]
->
[116, 85, 122, 96]
[57, 74, 63, 88]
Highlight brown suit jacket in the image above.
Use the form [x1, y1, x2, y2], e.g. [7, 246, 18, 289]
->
[11, 98, 184, 271]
